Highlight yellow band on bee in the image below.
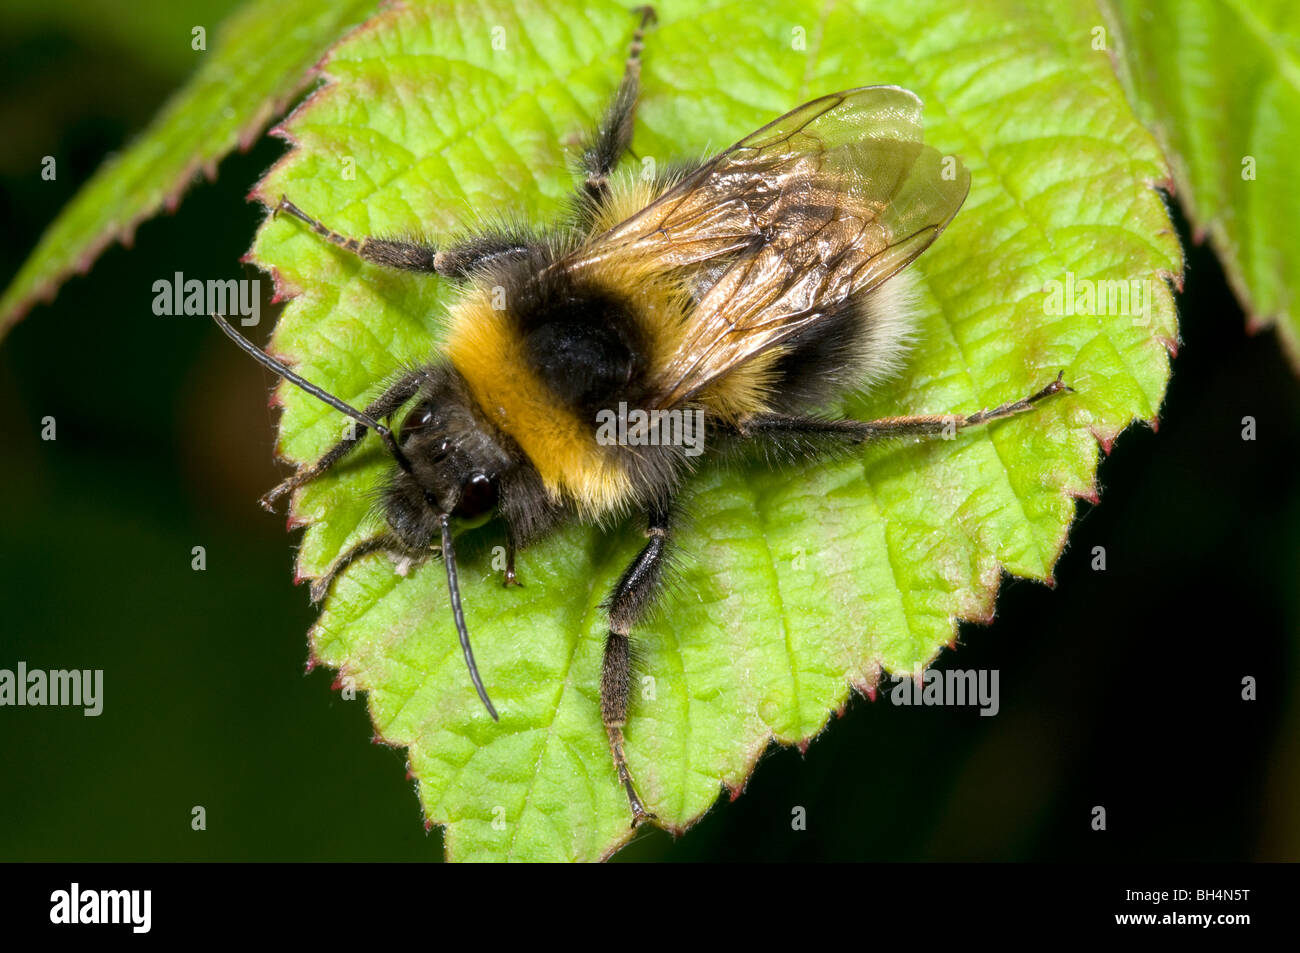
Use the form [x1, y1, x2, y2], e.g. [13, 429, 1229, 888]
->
[445, 286, 634, 516]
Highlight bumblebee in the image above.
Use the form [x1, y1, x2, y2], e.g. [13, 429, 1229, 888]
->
[214, 7, 1067, 826]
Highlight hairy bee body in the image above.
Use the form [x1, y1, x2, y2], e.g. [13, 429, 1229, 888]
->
[216, 8, 1068, 827]
[441, 174, 926, 530]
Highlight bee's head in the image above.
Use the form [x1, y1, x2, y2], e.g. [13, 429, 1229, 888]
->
[208, 312, 506, 721]
[383, 369, 511, 550]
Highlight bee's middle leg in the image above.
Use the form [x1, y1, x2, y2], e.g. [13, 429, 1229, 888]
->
[275, 197, 533, 278]
[580, 5, 657, 207]
[600, 500, 670, 827]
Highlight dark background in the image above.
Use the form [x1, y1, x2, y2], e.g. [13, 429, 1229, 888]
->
[1, 3, 1295, 863]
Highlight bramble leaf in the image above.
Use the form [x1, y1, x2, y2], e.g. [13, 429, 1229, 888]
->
[248, 0, 1180, 861]
[0, 0, 379, 333]
[1105, 0, 1300, 365]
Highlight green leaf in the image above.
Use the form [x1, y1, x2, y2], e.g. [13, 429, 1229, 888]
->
[1104, 0, 1300, 363]
[0, 0, 380, 333]
[0, 0, 242, 79]
[249, 0, 1180, 861]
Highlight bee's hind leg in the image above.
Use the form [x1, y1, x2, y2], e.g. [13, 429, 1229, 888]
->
[600, 500, 670, 828]
[734, 373, 1073, 446]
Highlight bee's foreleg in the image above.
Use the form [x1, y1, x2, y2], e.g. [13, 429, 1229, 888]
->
[308, 533, 409, 604]
[501, 528, 523, 588]
[600, 500, 670, 828]
[260, 369, 428, 511]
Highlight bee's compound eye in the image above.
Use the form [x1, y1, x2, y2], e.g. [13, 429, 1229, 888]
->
[453, 473, 498, 520]
[400, 405, 435, 446]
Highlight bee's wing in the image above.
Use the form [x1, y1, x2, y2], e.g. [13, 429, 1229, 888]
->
[568, 86, 970, 408]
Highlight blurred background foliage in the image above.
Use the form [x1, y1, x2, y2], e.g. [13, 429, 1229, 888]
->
[0, 1, 1296, 861]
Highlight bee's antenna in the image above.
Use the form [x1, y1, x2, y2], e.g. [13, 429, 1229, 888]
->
[214, 313, 497, 719]
[210, 313, 415, 473]
[439, 513, 499, 720]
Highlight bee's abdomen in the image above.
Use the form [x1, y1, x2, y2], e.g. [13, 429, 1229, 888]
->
[764, 271, 920, 412]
